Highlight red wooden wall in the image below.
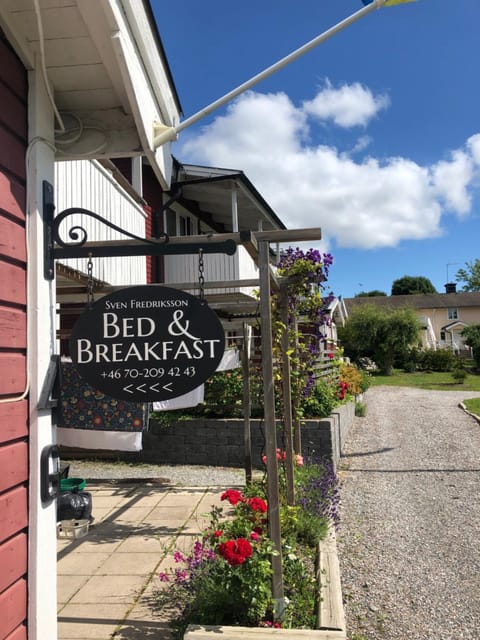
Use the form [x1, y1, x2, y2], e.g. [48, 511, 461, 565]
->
[0, 28, 29, 640]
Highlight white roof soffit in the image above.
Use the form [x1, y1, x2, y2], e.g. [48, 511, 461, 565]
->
[0, 0, 180, 189]
[175, 164, 287, 233]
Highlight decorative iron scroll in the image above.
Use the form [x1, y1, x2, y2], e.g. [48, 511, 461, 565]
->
[43, 180, 238, 281]
[52, 207, 169, 248]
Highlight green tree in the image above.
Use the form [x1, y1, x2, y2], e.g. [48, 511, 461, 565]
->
[461, 324, 480, 370]
[391, 276, 437, 295]
[355, 290, 387, 297]
[455, 259, 480, 292]
[339, 304, 420, 375]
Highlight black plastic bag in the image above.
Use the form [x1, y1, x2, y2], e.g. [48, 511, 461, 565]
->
[57, 491, 92, 521]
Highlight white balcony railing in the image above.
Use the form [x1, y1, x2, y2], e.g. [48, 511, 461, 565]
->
[164, 244, 259, 297]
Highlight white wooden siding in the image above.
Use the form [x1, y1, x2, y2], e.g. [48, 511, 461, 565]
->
[164, 245, 259, 297]
[54, 160, 147, 285]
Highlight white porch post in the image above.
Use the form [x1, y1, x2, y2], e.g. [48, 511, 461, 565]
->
[131, 156, 143, 196]
[231, 185, 238, 232]
[27, 64, 58, 640]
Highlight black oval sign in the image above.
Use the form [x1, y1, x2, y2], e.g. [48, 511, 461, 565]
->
[69, 285, 225, 402]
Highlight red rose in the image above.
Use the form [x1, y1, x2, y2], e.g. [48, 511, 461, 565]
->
[220, 489, 244, 505]
[218, 538, 253, 566]
[247, 497, 267, 513]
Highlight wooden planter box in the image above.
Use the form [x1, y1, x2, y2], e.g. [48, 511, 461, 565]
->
[183, 527, 346, 640]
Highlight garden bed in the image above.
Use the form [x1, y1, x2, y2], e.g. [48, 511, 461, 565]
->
[181, 526, 346, 639]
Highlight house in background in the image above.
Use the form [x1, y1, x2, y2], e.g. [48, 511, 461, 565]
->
[344, 283, 480, 355]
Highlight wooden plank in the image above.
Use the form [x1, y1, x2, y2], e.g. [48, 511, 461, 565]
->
[0, 533, 27, 593]
[0, 84, 27, 140]
[0, 354, 27, 396]
[316, 529, 346, 633]
[4, 624, 27, 640]
[0, 401, 28, 444]
[254, 228, 322, 243]
[0, 442, 28, 493]
[0, 262, 26, 306]
[0, 173, 25, 223]
[0, 38, 27, 99]
[184, 626, 346, 639]
[0, 216, 27, 262]
[0, 306, 26, 349]
[0, 486, 28, 543]
[0, 128, 26, 181]
[258, 239, 283, 607]
[0, 579, 27, 640]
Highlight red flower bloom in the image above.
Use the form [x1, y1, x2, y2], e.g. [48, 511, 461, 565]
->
[213, 530, 223, 538]
[247, 497, 268, 513]
[220, 489, 244, 505]
[218, 538, 253, 566]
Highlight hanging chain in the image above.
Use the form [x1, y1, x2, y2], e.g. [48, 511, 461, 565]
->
[198, 248, 205, 304]
[86, 253, 95, 308]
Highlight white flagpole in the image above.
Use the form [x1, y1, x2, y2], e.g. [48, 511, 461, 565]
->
[153, 0, 387, 147]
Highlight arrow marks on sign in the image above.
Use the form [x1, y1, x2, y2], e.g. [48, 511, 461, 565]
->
[122, 382, 174, 394]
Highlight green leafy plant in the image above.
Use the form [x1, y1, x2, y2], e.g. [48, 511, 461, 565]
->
[355, 401, 367, 417]
[301, 378, 339, 418]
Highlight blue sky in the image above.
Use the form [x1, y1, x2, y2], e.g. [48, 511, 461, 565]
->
[152, 0, 480, 298]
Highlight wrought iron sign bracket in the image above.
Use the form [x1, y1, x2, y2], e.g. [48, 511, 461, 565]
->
[43, 180, 237, 281]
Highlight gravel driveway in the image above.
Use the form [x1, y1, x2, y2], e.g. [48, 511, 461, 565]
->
[337, 386, 480, 640]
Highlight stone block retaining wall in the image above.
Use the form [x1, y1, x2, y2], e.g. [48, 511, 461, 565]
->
[140, 401, 355, 469]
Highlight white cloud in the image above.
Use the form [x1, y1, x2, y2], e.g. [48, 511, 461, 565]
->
[432, 150, 474, 215]
[179, 87, 480, 250]
[467, 134, 480, 165]
[350, 135, 372, 154]
[302, 79, 390, 128]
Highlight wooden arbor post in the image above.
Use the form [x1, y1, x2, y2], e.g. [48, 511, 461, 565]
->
[258, 239, 284, 618]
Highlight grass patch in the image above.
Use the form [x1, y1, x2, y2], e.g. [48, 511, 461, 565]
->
[463, 398, 480, 415]
[370, 370, 480, 391]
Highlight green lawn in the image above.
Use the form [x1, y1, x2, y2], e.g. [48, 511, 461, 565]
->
[370, 370, 480, 392]
[463, 398, 480, 415]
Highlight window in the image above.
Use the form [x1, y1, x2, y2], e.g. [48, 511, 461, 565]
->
[447, 308, 458, 320]
[179, 215, 192, 236]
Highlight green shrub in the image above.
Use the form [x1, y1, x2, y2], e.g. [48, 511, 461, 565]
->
[417, 348, 457, 372]
[451, 362, 467, 384]
[301, 378, 339, 418]
[202, 369, 244, 417]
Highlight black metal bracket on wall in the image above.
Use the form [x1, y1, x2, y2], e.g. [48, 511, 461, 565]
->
[43, 180, 237, 281]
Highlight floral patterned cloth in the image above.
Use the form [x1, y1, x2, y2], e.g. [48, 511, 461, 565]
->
[59, 363, 145, 432]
